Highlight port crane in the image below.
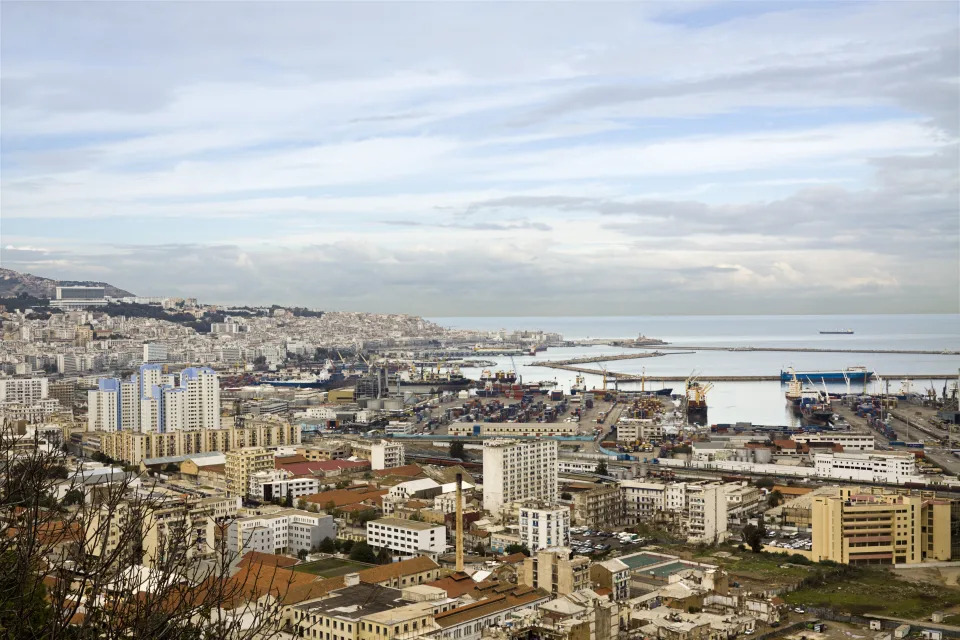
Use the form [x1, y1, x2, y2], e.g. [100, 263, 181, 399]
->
[508, 354, 522, 385]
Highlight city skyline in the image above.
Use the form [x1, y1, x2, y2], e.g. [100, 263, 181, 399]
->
[2, 2, 958, 315]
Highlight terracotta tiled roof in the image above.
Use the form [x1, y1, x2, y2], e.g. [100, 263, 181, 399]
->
[237, 551, 299, 569]
[303, 486, 387, 507]
[426, 572, 496, 598]
[275, 455, 309, 466]
[358, 555, 438, 584]
[373, 464, 424, 478]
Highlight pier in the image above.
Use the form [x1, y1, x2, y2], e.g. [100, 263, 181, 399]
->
[533, 364, 960, 382]
[626, 345, 960, 356]
[530, 351, 690, 366]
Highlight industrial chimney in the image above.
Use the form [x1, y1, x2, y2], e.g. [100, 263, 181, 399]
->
[455, 472, 464, 573]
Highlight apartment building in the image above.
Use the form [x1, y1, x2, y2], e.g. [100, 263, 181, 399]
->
[88, 364, 220, 433]
[568, 482, 622, 529]
[227, 509, 336, 555]
[351, 439, 406, 470]
[482, 439, 558, 515]
[262, 476, 324, 502]
[617, 418, 665, 443]
[590, 558, 630, 601]
[521, 548, 590, 598]
[298, 440, 353, 461]
[0, 377, 48, 404]
[810, 487, 959, 565]
[519, 503, 570, 552]
[366, 517, 446, 557]
[620, 480, 729, 542]
[225, 447, 274, 497]
[97, 421, 301, 465]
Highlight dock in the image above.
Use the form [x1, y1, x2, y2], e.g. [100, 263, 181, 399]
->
[534, 364, 959, 382]
[625, 345, 960, 356]
[530, 351, 690, 366]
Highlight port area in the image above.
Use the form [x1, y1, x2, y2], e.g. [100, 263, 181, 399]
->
[834, 401, 960, 475]
[530, 351, 691, 366]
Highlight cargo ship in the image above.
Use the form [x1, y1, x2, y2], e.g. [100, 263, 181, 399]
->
[400, 366, 473, 392]
[779, 366, 872, 383]
[784, 375, 833, 425]
[479, 369, 518, 384]
[820, 329, 854, 334]
[684, 380, 711, 425]
[260, 370, 347, 389]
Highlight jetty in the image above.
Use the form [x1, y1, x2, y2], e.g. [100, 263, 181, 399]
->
[626, 345, 960, 356]
[538, 364, 959, 382]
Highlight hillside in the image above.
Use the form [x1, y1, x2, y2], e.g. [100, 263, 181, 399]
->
[0, 268, 135, 299]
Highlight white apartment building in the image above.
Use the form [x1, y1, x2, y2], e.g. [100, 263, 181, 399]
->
[50, 286, 106, 310]
[366, 517, 446, 557]
[88, 365, 220, 434]
[351, 439, 405, 470]
[385, 421, 416, 435]
[143, 343, 168, 363]
[616, 418, 665, 443]
[0, 377, 49, 404]
[813, 451, 920, 483]
[261, 476, 323, 502]
[226, 509, 336, 555]
[620, 480, 729, 542]
[482, 439, 559, 515]
[794, 433, 875, 452]
[519, 503, 570, 552]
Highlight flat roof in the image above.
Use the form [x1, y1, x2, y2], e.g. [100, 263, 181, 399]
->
[370, 517, 442, 531]
[294, 583, 405, 619]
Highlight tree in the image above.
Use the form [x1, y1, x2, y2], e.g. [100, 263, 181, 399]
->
[0, 425, 292, 639]
[337, 539, 354, 554]
[755, 477, 775, 489]
[62, 488, 84, 506]
[449, 441, 466, 460]
[318, 537, 336, 554]
[504, 543, 531, 557]
[297, 549, 308, 561]
[297, 498, 308, 510]
[375, 547, 393, 564]
[324, 500, 337, 512]
[349, 542, 377, 564]
[767, 490, 784, 508]
[742, 523, 765, 552]
[594, 460, 608, 476]
[560, 492, 572, 501]
[473, 543, 486, 556]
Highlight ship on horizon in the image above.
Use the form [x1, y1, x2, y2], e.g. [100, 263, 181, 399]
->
[780, 366, 872, 383]
[820, 329, 854, 334]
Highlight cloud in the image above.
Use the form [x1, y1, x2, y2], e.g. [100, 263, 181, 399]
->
[0, 2, 957, 315]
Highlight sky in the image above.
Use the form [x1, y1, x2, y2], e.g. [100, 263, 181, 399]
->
[1, 1, 958, 316]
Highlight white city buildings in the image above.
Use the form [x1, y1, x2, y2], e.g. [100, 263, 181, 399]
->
[88, 364, 220, 433]
[620, 480, 729, 543]
[616, 418, 665, 443]
[794, 433, 875, 452]
[227, 510, 336, 555]
[482, 439, 558, 515]
[143, 343, 168, 363]
[0, 377, 49, 404]
[519, 503, 570, 552]
[366, 517, 446, 557]
[813, 451, 920, 483]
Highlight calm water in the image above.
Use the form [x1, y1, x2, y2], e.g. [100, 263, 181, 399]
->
[430, 315, 960, 426]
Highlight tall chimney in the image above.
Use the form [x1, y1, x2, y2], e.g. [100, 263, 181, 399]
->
[455, 472, 464, 573]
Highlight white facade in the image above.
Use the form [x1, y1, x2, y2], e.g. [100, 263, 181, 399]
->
[262, 477, 323, 502]
[385, 421, 416, 435]
[227, 509, 336, 555]
[686, 483, 728, 543]
[366, 518, 446, 556]
[143, 343, 168, 363]
[621, 480, 667, 525]
[370, 440, 405, 470]
[794, 433, 875, 452]
[88, 365, 220, 434]
[482, 439, 559, 515]
[519, 504, 570, 552]
[813, 451, 920, 483]
[0, 378, 48, 404]
[620, 480, 729, 542]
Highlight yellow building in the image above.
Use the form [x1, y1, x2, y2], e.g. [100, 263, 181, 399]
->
[327, 388, 355, 404]
[225, 447, 274, 497]
[521, 548, 591, 597]
[96, 419, 301, 465]
[810, 486, 958, 565]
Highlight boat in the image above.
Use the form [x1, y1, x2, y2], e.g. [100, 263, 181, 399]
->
[480, 370, 517, 384]
[653, 388, 673, 397]
[779, 366, 872, 383]
[684, 380, 711, 425]
[260, 370, 346, 389]
[820, 329, 854, 334]
[399, 365, 473, 391]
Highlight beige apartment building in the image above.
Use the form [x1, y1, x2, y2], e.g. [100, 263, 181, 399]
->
[810, 486, 960, 565]
[225, 447, 274, 497]
[521, 548, 590, 597]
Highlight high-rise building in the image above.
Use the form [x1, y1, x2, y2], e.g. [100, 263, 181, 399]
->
[519, 503, 570, 552]
[521, 548, 590, 598]
[225, 447, 274, 497]
[50, 286, 107, 310]
[482, 439, 558, 515]
[88, 365, 220, 434]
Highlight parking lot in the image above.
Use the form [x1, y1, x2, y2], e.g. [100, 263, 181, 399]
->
[570, 527, 647, 556]
[763, 529, 812, 552]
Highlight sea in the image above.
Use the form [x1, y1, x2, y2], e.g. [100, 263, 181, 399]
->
[428, 314, 960, 427]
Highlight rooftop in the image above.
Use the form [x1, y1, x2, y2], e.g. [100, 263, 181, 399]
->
[369, 517, 443, 531]
[294, 583, 406, 618]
